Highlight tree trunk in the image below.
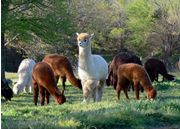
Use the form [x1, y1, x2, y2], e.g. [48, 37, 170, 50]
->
[1, 33, 5, 78]
[163, 44, 170, 71]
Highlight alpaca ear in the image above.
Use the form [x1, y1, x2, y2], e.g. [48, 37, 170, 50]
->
[89, 33, 94, 40]
[76, 32, 79, 36]
[90, 33, 94, 37]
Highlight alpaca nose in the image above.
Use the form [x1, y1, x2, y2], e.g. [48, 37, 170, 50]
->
[79, 42, 82, 46]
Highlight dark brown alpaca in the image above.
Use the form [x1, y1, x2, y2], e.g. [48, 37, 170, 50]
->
[144, 58, 175, 82]
[43, 54, 82, 94]
[116, 63, 156, 100]
[32, 62, 66, 106]
[106, 52, 143, 92]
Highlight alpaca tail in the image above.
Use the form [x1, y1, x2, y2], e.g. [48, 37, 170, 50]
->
[163, 74, 175, 81]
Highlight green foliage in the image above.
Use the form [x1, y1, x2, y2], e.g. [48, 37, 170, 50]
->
[125, 0, 154, 46]
[109, 28, 124, 39]
[1, 72, 180, 129]
[2, 0, 180, 69]
[3, 0, 74, 44]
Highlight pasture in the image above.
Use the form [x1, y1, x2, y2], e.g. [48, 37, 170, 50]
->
[1, 72, 180, 129]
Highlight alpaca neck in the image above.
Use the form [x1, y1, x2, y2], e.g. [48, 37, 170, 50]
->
[144, 85, 153, 92]
[78, 46, 92, 68]
[66, 70, 81, 88]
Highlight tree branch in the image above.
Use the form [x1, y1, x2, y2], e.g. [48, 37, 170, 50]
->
[5, 34, 19, 46]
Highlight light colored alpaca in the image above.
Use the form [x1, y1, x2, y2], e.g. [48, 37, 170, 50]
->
[13, 59, 36, 95]
[76, 33, 108, 102]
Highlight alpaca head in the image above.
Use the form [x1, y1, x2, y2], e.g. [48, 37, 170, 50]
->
[76, 33, 94, 48]
[147, 88, 157, 99]
[13, 83, 20, 95]
[54, 90, 66, 104]
[1, 79, 13, 101]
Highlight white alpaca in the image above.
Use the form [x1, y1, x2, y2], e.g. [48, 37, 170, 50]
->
[76, 33, 108, 102]
[13, 59, 36, 95]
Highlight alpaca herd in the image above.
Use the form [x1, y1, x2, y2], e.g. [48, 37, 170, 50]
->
[2, 32, 176, 106]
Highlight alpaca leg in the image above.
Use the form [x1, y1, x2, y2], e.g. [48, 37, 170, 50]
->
[121, 81, 129, 99]
[116, 81, 122, 100]
[45, 89, 50, 105]
[55, 75, 59, 84]
[151, 73, 156, 82]
[82, 80, 94, 103]
[92, 88, 96, 102]
[117, 76, 127, 100]
[33, 83, 39, 105]
[27, 77, 33, 93]
[140, 85, 144, 93]
[39, 86, 45, 106]
[123, 88, 129, 99]
[82, 86, 90, 102]
[96, 81, 105, 102]
[116, 87, 122, 100]
[155, 73, 159, 82]
[61, 76, 66, 94]
[23, 86, 28, 93]
[96, 86, 104, 102]
[29, 84, 33, 93]
[134, 81, 140, 100]
[13, 83, 21, 95]
[18, 74, 29, 93]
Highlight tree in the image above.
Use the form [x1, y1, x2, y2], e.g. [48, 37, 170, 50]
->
[148, 0, 180, 68]
[124, 0, 155, 57]
[2, 0, 75, 77]
[69, 0, 126, 53]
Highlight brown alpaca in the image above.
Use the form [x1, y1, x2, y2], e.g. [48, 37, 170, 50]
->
[32, 62, 66, 106]
[116, 63, 156, 100]
[42, 54, 82, 94]
[106, 52, 143, 92]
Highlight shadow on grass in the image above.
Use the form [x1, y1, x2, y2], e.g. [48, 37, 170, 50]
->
[3, 104, 179, 129]
[66, 105, 180, 129]
[1, 115, 59, 129]
[159, 96, 180, 101]
[154, 78, 180, 91]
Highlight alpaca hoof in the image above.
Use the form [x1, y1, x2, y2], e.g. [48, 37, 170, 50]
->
[81, 99, 88, 103]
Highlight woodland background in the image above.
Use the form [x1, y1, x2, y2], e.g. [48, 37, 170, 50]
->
[2, 0, 180, 77]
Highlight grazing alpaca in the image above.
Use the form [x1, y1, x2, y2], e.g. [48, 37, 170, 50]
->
[106, 52, 143, 92]
[116, 63, 156, 100]
[144, 58, 175, 82]
[13, 59, 36, 95]
[76, 33, 108, 102]
[42, 54, 82, 94]
[1, 78, 13, 101]
[32, 62, 66, 106]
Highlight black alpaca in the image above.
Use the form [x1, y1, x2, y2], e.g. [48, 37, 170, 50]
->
[144, 58, 175, 82]
[1, 78, 13, 101]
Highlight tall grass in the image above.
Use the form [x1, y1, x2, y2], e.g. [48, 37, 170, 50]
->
[1, 72, 180, 129]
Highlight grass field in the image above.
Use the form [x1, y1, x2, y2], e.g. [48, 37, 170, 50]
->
[1, 72, 180, 129]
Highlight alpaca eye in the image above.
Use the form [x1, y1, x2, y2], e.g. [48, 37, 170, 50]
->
[84, 39, 87, 42]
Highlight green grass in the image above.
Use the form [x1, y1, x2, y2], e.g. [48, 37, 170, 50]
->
[1, 72, 180, 129]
